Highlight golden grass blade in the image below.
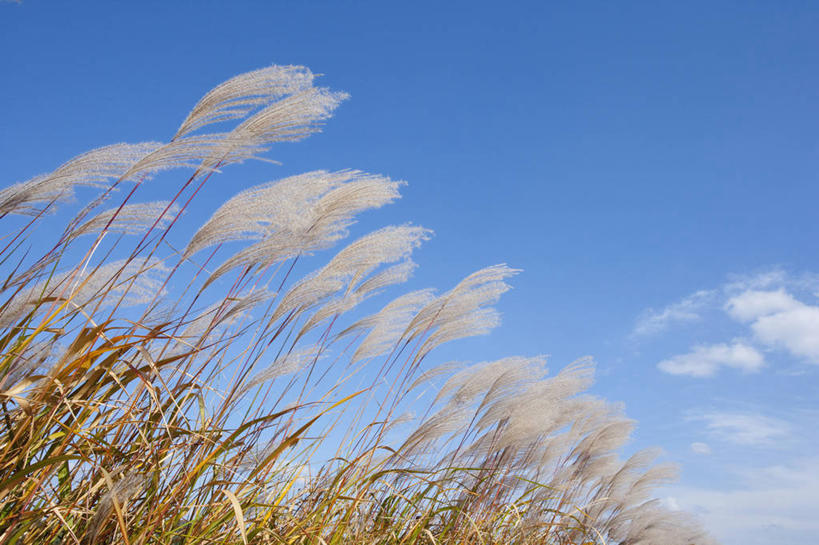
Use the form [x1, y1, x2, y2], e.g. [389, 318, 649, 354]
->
[221, 489, 249, 545]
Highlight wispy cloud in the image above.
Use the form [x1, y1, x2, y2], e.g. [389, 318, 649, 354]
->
[657, 342, 764, 377]
[689, 411, 790, 446]
[690, 441, 711, 455]
[724, 269, 790, 293]
[632, 289, 715, 337]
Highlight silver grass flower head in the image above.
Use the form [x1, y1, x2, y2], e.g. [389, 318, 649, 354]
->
[416, 307, 501, 360]
[344, 289, 435, 364]
[399, 403, 473, 455]
[612, 500, 716, 545]
[475, 355, 549, 409]
[121, 133, 268, 181]
[569, 418, 636, 466]
[594, 447, 663, 505]
[405, 360, 462, 394]
[352, 259, 417, 298]
[530, 429, 579, 473]
[0, 258, 168, 327]
[461, 377, 596, 467]
[523, 396, 613, 471]
[88, 471, 146, 538]
[322, 225, 430, 286]
[298, 260, 416, 339]
[338, 289, 435, 339]
[0, 142, 161, 215]
[406, 264, 519, 341]
[297, 290, 367, 339]
[477, 358, 595, 438]
[187, 171, 346, 255]
[169, 289, 273, 355]
[383, 411, 416, 434]
[69, 201, 180, 239]
[624, 462, 679, 505]
[271, 225, 430, 323]
[239, 344, 322, 396]
[434, 355, 544, 407]
[571, 451, 621, 486]
[230, 86, 348, 146]
[192, 171, 403, 284]
[290, 174, 406, 250]
[0, 340, 54, 389]
[175, 65, 316, 139]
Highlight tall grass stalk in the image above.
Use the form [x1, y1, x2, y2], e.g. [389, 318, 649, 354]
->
[0, 65, 716, 545]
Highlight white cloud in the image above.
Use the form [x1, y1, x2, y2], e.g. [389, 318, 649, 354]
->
[632, 289, 715, 337]
[691, 411, 790, 446]
[752, 305, 819, 364]
[667, 457, 819, 545]
[724, 289, 801, 321]
[657, 342, 764, 377]
[690, 442, 711, 455]
[725, 289, 819, 364]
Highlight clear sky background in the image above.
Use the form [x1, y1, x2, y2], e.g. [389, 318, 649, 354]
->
[2, 2, 818, 544]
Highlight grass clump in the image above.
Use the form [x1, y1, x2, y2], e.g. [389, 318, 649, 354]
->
[0, 65, 716, 545]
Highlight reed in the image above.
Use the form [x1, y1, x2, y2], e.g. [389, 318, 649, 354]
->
[0, 65, 716, 545]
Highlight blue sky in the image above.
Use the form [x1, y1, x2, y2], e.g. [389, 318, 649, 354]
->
[2, 2, 818, 543]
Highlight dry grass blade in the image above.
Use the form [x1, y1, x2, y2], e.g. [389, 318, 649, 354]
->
[222, 489, 249, 545]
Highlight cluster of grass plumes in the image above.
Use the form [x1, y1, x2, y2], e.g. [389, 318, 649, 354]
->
[0, 65, 717, 545]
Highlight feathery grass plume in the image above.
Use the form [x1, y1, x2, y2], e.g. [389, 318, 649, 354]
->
[167, 289, 274, 355]
[68, 200, 180, 239]
[271, 225, 430, 324]
[405, 359, 462, 393]
[400, 357, 545, 456]
[0, 142, 161, 215]
[435, 356, 545, 408]
[399, 402, 474, 456]
[623, 462, 680, 506]
[405, 264, 519, 361]
[416, 307, 501, 361]
[0, 257, 167, 327]
[239, 344, 322, 396]
[120, 133, 267, 181]
[195, 171, 403, 284]
[532, 396, 616, 470]
[568, 417, 636, 465]
[352, 259, 417, 298]
[175, 65, 316, 139]
[298, 260, 417, 339]
[0, 340, 53, 390]
[475, 358, 595, 443]
[581, 448, 665, 525]
[610, 500, 718, 545]
[230, 86, 347, 146]
[187, 171, 346, 256]
[321, 225, 430, 288]
[88, 470, 146, 540]
[343, 289, 436, 365]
